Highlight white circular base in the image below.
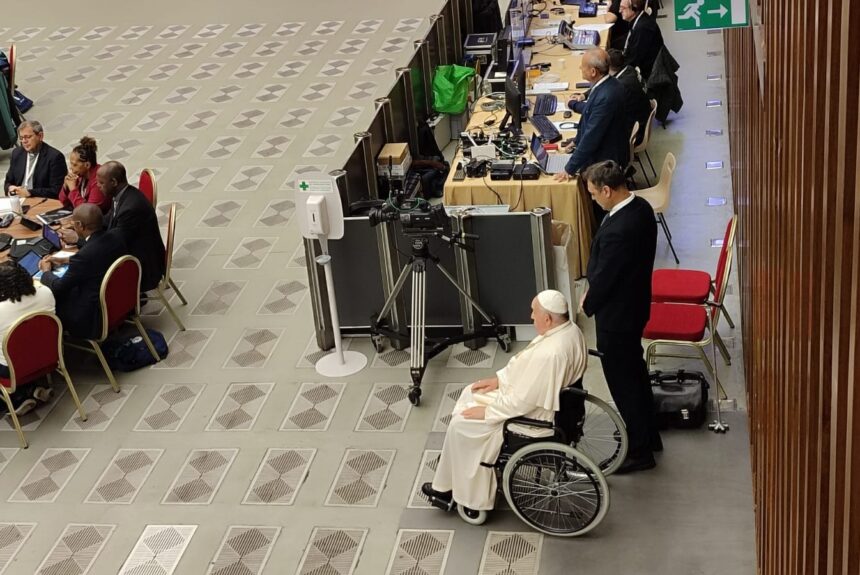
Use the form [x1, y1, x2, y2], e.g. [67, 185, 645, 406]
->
[315, 350, 367, 377]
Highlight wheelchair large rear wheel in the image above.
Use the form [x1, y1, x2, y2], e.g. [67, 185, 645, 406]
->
[573, 395, 628, 476]
[502, 443, 609, 537]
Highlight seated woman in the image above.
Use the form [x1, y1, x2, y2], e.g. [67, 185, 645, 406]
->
[58, 136, 109, 212]
[0, 261, 56, 415]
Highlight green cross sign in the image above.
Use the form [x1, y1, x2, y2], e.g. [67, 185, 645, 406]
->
[675, 0, 749, 31]
[299, 181, 310, 191]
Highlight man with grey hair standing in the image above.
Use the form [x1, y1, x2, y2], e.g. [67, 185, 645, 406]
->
[3, 120, 66, 198]
[553, 49, 629, 182]
[423, 290, 588, 514]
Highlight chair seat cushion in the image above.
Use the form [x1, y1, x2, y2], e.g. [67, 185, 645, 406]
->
[652, 269, 711, 303]
[644, 303, 707, 341]
[0, 365, 56, 389]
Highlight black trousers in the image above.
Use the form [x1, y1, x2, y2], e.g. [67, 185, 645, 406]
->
[596, 329, 657, 459]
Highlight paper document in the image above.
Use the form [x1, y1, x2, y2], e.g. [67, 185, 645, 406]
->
[531, 27, 559, 37]
[573, 23, 613, 32]
[533, 82, 569, 92]
[50, 250, 76, 261]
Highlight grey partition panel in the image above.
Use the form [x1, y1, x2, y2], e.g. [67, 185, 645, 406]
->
[327, 217, 387, 328]
[392, 230, 463, 326]
[465, 209, 555, 325]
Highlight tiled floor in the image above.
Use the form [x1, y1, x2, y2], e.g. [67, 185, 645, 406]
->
[0, 1, 755, 574]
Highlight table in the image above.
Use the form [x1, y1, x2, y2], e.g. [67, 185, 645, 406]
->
[443, 4, 609, 277]
[0, 198, 65, 262]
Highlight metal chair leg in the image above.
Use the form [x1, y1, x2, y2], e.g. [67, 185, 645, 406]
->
[156, 287, 186, 331]
[89, 340, 120, 392]
[0, 387, 27, 448]
[720, 304, 736, 329]
[58, 367, 87, 422]
[658, 214, 680, 264]
[637, 157, 652, 187]
[133, 317, 161, 362]
[168, 278, 188, 306]
[715, 332, 732, 365]
[697, 345, 727, 400]
[645, 150, 657, 180]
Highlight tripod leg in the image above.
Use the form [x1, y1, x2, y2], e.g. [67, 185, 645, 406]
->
[435, 261, 511, 351]
[409, 264, 426, 405]
[375, 263, 413, 328]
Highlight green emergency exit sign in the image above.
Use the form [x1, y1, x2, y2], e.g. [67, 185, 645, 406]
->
[675, 0, 750, 31]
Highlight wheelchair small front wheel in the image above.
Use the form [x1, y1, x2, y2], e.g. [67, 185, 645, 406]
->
[502, 442, 609, 537]
[457, 504, 488, 525]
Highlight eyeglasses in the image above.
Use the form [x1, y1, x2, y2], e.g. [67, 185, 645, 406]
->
[19, 134, 37, 141]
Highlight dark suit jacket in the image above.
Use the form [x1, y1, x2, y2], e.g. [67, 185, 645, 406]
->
[583, 195, 657, 334]
[3, 142, 66, 198]
[564, 75, 629, 176]
[41, 229, 128, 339]
[615, 66, 653, 144]
[105, 185, 165, 292]
[623, 12, 664, 80]
[607, 0, 630, 50]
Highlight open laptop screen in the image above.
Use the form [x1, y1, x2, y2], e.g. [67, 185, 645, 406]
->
[17, 251, 41, 276]
[530, 134, 548, 168]
[42, 225, 62, 250]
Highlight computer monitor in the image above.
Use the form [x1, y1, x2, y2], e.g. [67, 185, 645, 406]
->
[500, 57, 526, 135]
[495, 27, 511, 73]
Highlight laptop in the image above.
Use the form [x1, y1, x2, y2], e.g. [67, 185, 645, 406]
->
[7, 224, 62, 260]
[17, 251, 42, 276]
[530, 134, 571, 175]
[17, 247, 69, 280]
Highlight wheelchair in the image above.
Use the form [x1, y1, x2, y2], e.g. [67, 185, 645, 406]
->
[425, 379, 628, 537]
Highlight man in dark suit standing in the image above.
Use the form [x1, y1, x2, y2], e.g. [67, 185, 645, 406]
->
[608, 49, 653, 145]
[554, 49, 629, 183]
[621, 0, 664, 81]
[3, 120, 66, 199]
[61, 161, 165, 292]
[38, 204, 128, 339]
[580, 160, 660, 473]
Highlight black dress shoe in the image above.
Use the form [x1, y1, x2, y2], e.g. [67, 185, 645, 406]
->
[615, 454, 656, 474]
[421, 482, 452, 503]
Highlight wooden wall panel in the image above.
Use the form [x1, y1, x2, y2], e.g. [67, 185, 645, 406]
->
[724, 1, 860, 573]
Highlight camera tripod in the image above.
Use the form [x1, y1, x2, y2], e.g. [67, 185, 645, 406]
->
[371, 235, 511, 406]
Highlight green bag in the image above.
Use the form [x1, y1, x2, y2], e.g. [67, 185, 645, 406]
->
[432, 64, 476, 115]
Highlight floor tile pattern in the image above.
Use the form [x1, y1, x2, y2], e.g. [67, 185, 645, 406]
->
[386, 529, 454, 575]
[9, 448, 89, 503]
[243, 448, 316, 505]
[296, 528, 367, 575]
[119, 525, 196, 575]
[35, 524, 114, 575]
[325, 449, 395, 507]
[207, 526, 280, 575]
[86, 449, 164, 504]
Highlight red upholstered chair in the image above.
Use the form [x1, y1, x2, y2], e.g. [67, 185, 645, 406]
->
[138, 168, 157, 207]
[152, 203, 187, 330]
[643, 233, 736, 400]
[651, 215, 738, 364]
[65, 256, 160, 392]
[1, 312, 87, 448]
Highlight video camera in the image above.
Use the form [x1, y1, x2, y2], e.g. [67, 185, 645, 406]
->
[368, 199, 451, 237]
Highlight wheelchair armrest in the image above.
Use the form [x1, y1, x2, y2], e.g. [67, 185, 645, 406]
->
[504, 417, 556, 433]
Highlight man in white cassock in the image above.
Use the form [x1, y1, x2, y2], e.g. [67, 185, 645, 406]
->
[422, 290, 588, 512]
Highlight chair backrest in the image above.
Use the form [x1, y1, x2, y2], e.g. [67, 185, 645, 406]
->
[627, 121, 639, 168]
[98, 255, 142, 341]
[163, 203, 177, 284]
[712, 216, 738, 321]
[7, 44, 15, 97]
[634, 99, 658, 153]
[138, 168, 157, 207]
[3, 312, 62, 390]
[555, 380, 586, 442]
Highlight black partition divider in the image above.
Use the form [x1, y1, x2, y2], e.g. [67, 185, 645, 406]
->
[468, 213, 540, 325]
[327, 218, 386, 328]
